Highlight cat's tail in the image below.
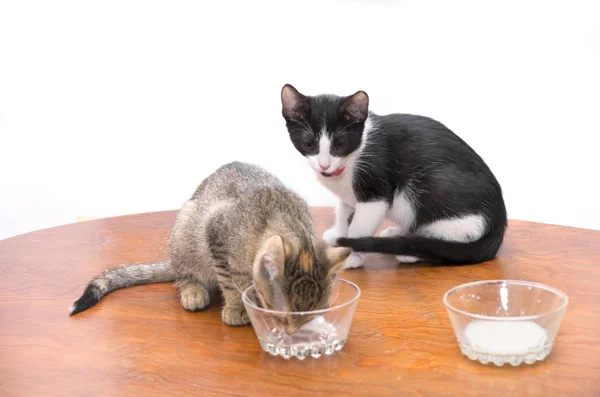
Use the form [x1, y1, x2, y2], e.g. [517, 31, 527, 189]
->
[68, 261, 175, 315]
[336, 227, 505, 264]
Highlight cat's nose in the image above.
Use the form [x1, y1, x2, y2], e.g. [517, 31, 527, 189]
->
[319, 164, 329, 171]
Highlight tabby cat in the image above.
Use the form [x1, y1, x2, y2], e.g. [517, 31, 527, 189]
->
[69, 161, 351, 334]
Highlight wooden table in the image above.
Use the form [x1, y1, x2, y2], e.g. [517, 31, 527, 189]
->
[1, 208, 599, 397]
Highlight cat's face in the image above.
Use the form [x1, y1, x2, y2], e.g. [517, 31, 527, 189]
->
[252, 235, 351, 335]
[280, 84, 369, 178]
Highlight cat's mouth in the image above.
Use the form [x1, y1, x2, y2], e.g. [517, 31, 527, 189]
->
[320, 167, 345, 177]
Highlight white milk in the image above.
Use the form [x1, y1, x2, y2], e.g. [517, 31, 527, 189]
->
[464, 320, 548, 355]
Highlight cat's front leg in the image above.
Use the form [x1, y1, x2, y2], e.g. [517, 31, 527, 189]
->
[344, 201, 389, 269]
[323, 200, 354, 246]
[217, 269, 251, 326]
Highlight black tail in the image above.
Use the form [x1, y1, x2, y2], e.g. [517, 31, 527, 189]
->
[336, 227, 505, 264]
[69, 261, 175, 316]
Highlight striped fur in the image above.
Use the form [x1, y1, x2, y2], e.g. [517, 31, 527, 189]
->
[69, 162, 350, 332]
[69, 262, 174, 315]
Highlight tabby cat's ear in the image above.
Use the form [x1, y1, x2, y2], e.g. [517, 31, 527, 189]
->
[340, 90, 369, 123]
[281, 84, 308, 121]
[325, 246, 352, 278]
[253, 235, 286, 281]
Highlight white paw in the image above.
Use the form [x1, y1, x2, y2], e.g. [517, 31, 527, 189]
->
[323, 228, 344, 246]
[380, 226, 402, 238]
[396, 255, 420, 263]
[344, 252, 365, 269]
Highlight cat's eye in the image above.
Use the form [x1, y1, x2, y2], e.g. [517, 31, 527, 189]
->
[333, 141, 346, 150]
[304, 141, 316, 149]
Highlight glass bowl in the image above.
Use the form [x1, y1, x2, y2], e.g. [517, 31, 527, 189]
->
[443, 280, 568, 366]
[241, 278, 361, 360]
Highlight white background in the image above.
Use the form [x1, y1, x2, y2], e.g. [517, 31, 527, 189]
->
[1, 0, 599, 240]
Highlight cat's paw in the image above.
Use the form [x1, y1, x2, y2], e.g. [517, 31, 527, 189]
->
[222, 305, 250, 326]
[343, 252, 365, 269]
[395, 255, 420, 263]
[179, 283, 210, 311]
[380, 226, 402, 238]
[323, 228, 345, 246]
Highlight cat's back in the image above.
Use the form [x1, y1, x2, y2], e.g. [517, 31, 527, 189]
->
[171, 161, 299, 251]
[190, 161, 283, 202]
[371, 113, 461, 142]
[368, 113, 487, 166]
[189, 161, 310, 220]
[183, 161, 312, 254]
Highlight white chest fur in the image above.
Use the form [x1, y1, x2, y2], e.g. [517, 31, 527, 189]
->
[317, 168, 356, 207]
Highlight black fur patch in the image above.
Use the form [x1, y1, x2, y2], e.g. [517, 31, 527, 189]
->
[207, 215, 229, 272]
[69, 284, 100, 315]
[282, 88, 508, 264]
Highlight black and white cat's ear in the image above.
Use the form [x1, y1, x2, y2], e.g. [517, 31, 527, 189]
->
[325, 246, 352, 278]
[281, 84, 308, 121]
[340, 90, 369, 123]
[253, 235, 286, 281]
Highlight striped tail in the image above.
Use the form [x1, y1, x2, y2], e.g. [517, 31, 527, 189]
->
[69, 261, 175, 315]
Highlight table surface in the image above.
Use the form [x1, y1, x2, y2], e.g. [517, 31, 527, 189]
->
[1, 208, 599, 397]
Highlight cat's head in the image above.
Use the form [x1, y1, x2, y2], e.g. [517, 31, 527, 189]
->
[280, 84, 370, 178]
[252, 234, 351, 334]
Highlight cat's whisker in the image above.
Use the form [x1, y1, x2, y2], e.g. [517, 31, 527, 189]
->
[290, 128, 314, 139]
[300, 115, 314, 135]
[332, 121, 360, 139]
[231, 280, 246, 297]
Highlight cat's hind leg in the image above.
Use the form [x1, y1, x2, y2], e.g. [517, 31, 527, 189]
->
[177, 279, 210, 311]
[395, 255, 421, 263]
[378, 226, 420, 262]
[386, 191, 423, 263]
[380, 226, 403, 237]
[171, 249, 213, 312]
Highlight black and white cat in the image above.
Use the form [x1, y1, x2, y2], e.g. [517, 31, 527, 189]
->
[280, 84, 507, 269]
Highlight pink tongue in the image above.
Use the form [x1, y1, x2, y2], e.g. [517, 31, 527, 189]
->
[330, 167, 345, 176]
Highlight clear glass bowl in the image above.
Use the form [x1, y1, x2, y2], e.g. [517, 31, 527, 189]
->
[242, 278, 361, 360]
[443, 280, 568, 366]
